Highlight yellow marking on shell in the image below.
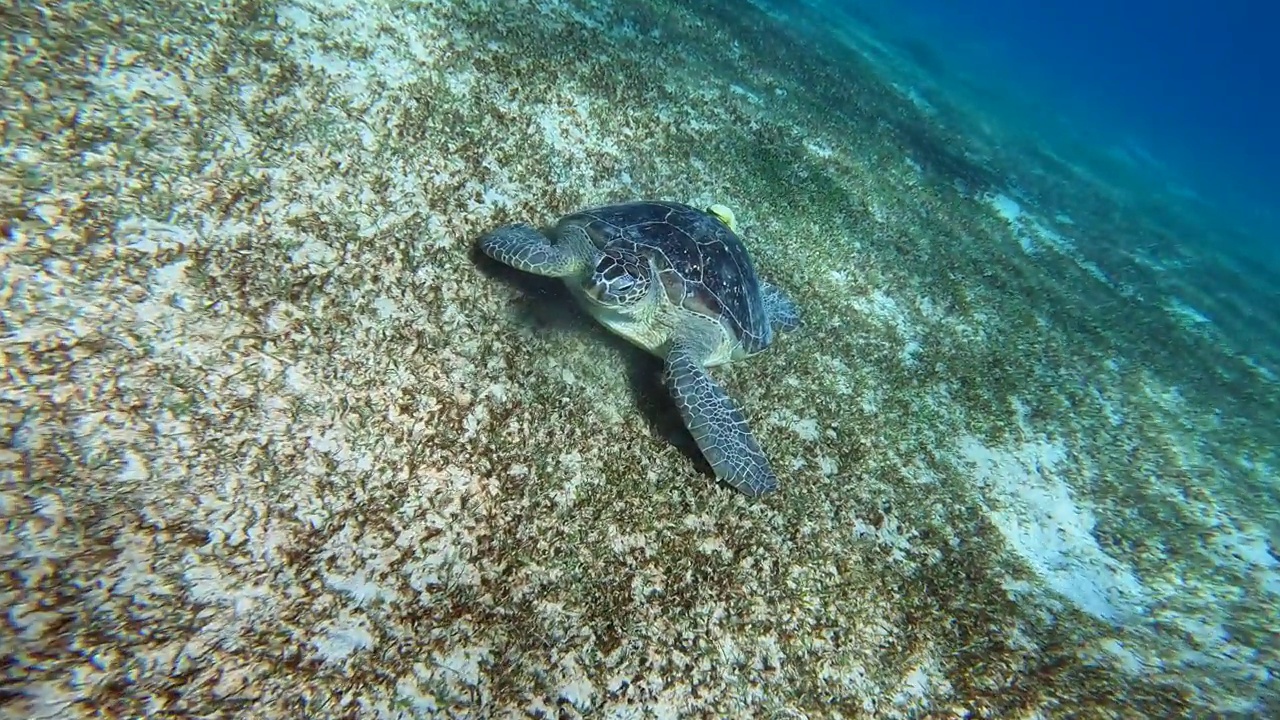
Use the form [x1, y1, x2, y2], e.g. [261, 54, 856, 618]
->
[706, 204, 739, 234]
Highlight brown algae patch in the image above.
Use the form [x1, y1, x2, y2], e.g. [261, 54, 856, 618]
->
[2, 0, 1277, 717]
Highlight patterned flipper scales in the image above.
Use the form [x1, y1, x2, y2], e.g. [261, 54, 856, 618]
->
[664, 342, 778, 497]
[479, 224, 584, 277]
[761, 281, 801, 333]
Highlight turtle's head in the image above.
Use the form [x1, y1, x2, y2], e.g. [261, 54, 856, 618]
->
[585, 247, 651, 311]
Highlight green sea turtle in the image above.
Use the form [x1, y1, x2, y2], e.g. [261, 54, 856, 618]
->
[479, 200, 801, 496]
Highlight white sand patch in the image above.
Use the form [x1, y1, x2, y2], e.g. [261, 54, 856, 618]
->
[88, 53, 190, 106]
[849, 289, 912, 331]
[1166, 298, 1212, 328]
[852, 512, 918, 566]
[848, 289, 925, 366]
[325, 569, 400, 607]
[827, 268, 853, 288]
[1090, 385, 1126, 426]
[1241, 356, 1278, 382]
[392, 644, 491, 710]
[278, 0, 440, 88]
[891, 653, 951, 709]
[436, 645, 489, 689]
[893, 83, 936, 115]
[395, 673, 442, 715]
[956, 436, 1146, 622]
[815, 354, 856, 396]
[804, 139, 835, 158]
[790, 417, 820, 441]
[985, 192, 1069, 255]
[728, 83, 762, 104]
[1094, 638, 1149, 675]
[555, 657, 598, 711]
[984, 193, 1116, 286]
[987, 192, 1024, 225]
[117, 216, 196, 253]
[1208, 521, 1280, 596]
[312, 612, 376, 663]
[529, 89, 624, 191]
[1139, 373, 1187, 411]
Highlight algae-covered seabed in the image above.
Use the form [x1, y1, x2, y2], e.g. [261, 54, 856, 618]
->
[3, 0, 1278, 717]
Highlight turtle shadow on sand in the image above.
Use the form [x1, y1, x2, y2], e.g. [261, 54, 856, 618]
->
[470, 241, 714, 479]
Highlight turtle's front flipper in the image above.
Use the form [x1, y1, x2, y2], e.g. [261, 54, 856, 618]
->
[664, 342, 778, 497]
[479, 224, 584, 277]
[760, 281, 801, 333]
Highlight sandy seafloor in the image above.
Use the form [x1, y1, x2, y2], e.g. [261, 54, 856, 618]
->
[2, 0, 1278, 717]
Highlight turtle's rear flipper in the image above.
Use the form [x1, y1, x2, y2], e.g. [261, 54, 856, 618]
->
[760, 281, 801, 333]
[479, 224, 582, 277]
[664, 344, 778, 497]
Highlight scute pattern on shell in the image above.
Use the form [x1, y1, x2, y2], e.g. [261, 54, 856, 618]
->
[565, 201, 773, 355]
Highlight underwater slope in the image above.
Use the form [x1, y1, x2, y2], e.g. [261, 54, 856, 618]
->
[2, 0, 1276, 717]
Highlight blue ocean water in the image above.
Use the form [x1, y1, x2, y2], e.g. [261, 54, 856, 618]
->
[849, 0, 1278, 246]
